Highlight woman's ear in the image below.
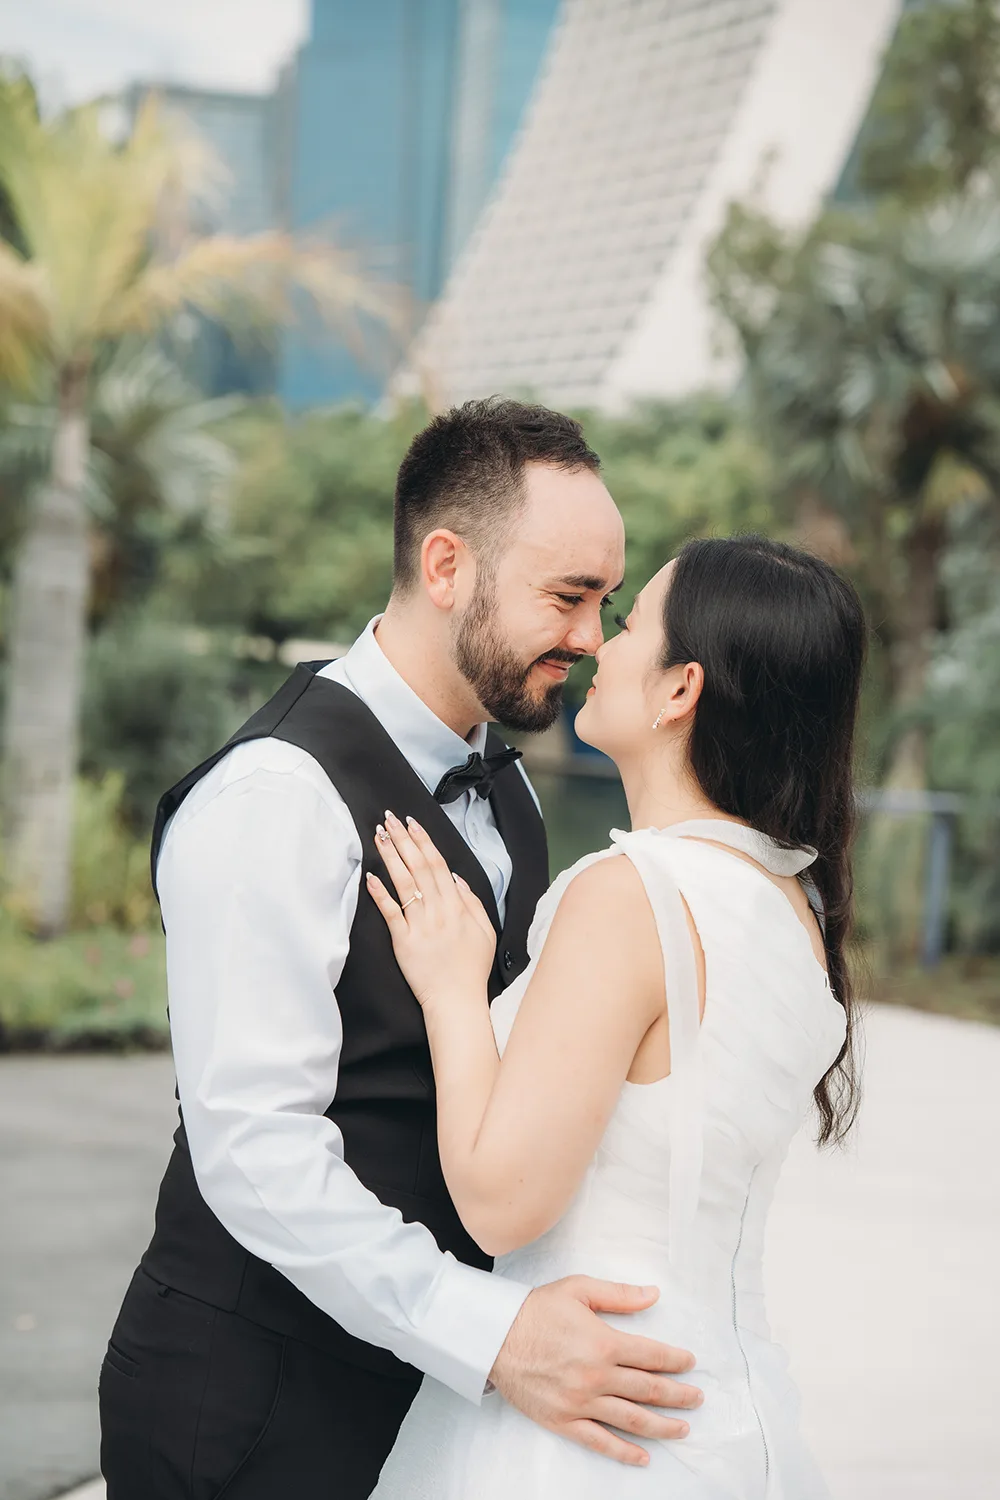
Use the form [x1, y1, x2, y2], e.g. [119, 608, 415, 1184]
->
[670, 661, 704, 721]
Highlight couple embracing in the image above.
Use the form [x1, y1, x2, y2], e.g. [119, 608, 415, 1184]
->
[100, 398, 864, 1499]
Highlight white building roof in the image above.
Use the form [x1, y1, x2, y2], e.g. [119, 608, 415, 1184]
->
[402, 0, 903, 412]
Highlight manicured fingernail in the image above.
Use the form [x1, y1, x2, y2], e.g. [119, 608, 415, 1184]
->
[376, 824, 388, 842]
[677, 1423, 690, 1438]
[384, 809, 397, 825]
[406, 815, 421, 831]
[365, 871, 375, 885]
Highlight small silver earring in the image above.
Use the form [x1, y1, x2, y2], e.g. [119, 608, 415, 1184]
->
[652, 710, 665, 730]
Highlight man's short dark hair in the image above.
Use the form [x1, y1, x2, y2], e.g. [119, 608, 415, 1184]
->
[393, 397, 602, 589]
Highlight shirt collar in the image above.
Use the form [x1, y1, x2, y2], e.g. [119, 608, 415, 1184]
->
[331, 616, 488, 795]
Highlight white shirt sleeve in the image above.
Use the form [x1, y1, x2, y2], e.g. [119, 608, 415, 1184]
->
[157, 741, 529, 1403]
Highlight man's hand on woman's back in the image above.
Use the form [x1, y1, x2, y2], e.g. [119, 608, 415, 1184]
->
[489, 1276, 703, 1467]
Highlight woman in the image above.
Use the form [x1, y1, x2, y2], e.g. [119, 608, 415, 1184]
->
[367, 535, 865, 1499]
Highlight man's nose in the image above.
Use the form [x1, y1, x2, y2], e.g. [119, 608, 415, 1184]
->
[564, 604, 605, 657]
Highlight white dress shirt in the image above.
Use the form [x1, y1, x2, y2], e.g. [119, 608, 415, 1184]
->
[157, 618, 535, 1402]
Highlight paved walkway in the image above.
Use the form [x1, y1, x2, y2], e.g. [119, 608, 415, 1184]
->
[0, 1057, 177, 1500]
[2, 1006, 998, 1500]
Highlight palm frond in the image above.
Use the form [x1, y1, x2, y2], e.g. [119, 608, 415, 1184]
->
[89, 343, 238, 524]
[0, 242, 50, 387]
[0, 84, 237, 364]
[0, 343, 238, 525]
[0, 71, 398, 383]
[110, 231, 402, 356]
[0, 397, 115, 516]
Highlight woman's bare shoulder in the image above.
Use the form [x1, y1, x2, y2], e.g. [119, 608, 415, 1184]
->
[544, 852, 663, 983]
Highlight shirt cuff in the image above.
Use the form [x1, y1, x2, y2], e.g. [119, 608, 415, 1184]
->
[407, 1256, 531, 1404]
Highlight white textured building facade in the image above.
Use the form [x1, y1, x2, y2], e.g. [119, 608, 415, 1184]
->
[403, 0, 904, 411]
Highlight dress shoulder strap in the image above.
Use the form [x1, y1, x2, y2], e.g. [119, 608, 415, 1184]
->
[610, 828, 703, 1273]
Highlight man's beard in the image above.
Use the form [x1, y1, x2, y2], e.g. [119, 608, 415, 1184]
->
[454, 581, 579, 733]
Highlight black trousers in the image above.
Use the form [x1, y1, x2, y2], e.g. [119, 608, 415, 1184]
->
[99, 1269, 421, 1500]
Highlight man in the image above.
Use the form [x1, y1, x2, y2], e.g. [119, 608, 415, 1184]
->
[99, 399, 702, 1499]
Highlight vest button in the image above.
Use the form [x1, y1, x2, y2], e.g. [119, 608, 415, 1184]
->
[503, 950, 513, 970]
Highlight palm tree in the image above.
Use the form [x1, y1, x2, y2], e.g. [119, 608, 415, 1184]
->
[709, 189, 1000, 964]
[0, 341, 239, 629]
[710, 190, 1000, 791]
[0, 73, 393, 932]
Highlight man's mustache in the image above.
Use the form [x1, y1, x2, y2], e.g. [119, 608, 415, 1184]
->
[531, 649, 585, 669]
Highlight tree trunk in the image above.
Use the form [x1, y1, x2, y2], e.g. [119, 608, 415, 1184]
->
[885, 514, 946, 789]
[864, 513, 946, 968]
[793, 490, 857, 567]
[1, 363, 91, 935]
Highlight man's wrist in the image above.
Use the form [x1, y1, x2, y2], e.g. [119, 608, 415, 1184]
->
[411, 1259, 531, 1404]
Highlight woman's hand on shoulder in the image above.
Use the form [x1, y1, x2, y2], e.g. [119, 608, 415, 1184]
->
[366, 810, 496, 1009]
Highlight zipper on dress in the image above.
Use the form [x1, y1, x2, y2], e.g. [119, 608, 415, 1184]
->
[731, 1167, 771, 1489]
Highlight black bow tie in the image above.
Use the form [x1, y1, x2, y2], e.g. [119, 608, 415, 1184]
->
[433, 747, 523, 805]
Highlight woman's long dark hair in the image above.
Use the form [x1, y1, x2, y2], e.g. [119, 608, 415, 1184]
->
[661, 535, 867, 1144]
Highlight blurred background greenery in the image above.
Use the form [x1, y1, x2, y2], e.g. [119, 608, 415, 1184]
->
[1, 0, 999, 1049]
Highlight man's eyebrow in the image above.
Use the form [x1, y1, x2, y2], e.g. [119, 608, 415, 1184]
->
[547, 574, 624, 594]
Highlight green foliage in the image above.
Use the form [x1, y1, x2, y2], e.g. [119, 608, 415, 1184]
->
[932, 518, 1000, 799]
[0, 770, 165, 1049]
[81, 621, 234, 831]
[86, 344, 241, 624]
[708, 194, 1000, 533]
[857, 0, 1000, 203]
[928, 521, 1000, 949]
[706, 0, 1000, 954]
[69, 772, 158, 929]
[873, 950, 1000, 1025]
[1, 771, 156, 934]
[586, 397, 777, 579]
[0, 913, 166, 1049]
[707, 26, 1000, 804]
[0, 344, 240, 626]
[164, 401, 425, 645]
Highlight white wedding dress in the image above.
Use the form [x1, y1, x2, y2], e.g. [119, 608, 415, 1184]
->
[373, 821, 846, 1499]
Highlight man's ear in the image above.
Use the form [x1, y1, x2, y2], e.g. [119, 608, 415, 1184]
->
[421, 529, 467, 611]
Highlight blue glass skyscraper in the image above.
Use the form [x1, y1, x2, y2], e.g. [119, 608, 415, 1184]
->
[279, 0, 560, 408]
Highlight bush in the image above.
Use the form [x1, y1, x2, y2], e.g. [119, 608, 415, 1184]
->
[0, 772, 167, 1048]
[70, 771, 158, 929]
[161, 402, 410, 648]
[0, 915, 167, 1050]
[81, 619, 233, 830]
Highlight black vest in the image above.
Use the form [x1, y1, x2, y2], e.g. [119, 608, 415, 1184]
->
[140, 664, 549, 1378]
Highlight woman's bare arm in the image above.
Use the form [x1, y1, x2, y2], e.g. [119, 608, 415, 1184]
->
[368, 815, 665, 1255]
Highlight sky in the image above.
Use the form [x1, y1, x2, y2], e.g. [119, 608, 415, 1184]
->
[0, 0, 310, 107]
